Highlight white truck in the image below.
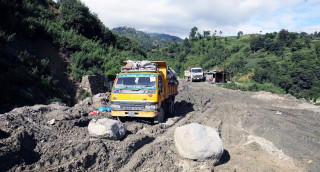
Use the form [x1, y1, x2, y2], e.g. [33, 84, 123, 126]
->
[185, 67, 204, 82]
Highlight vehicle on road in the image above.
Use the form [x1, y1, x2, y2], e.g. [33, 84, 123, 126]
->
[184, 70, 191, 81]
[110, 61, 179, 123]
[189, 67, 204, 82]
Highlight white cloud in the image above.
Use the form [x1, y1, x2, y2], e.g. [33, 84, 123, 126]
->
[80, 0, 320, 38]
[300, 25, 320, 33]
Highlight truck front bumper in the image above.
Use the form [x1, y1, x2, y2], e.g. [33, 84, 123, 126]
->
[111, 110, 158, 118]
[192, 77, 203, 80]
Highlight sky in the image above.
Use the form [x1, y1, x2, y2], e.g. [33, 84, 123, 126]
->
[79, 0, 320, 38]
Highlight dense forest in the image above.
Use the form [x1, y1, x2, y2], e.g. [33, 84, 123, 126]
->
[112, 27, 181, 51]
[0, 0, 319, 112]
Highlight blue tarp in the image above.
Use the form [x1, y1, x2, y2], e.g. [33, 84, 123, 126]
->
[99, 106, 112, 112]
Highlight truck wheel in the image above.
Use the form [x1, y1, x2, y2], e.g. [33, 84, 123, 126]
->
[154, 107, 164, 124]
[168, 101, 175, 116]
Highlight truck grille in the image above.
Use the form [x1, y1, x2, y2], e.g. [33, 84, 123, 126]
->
[112, 102, 158, 111]
[120, 102, 145, 111]
[193, 75, 202, 78]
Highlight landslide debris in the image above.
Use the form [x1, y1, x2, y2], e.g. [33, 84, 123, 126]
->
[0, 81, 319, 172]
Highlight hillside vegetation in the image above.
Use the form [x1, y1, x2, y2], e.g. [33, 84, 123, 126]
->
[1, 0, 320, 112]
[0, 0, 146, 112]
[147, 28, 320, 101]
[112, 27, 181, 51]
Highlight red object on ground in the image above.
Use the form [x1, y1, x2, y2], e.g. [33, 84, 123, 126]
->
[88, 111, 99, 116]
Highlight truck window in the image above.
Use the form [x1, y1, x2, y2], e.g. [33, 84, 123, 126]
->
[113, 74, 156, 90]
[191, 69, 203, 73]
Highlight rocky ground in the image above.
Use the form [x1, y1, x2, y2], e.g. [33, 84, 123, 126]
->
[0, 80, 319, 171]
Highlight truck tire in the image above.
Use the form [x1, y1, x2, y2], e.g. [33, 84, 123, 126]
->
[117, 117, 126, 123]
[168, 100, 175, 116]
[154, 107, 164, 124]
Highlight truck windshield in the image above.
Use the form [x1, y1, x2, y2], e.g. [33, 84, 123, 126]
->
[191, 69, 203, 73]
[113, 74, 156, 90]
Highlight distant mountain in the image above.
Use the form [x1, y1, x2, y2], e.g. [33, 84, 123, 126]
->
[149, 33, 181, 41]
[112, 27, 181, 50]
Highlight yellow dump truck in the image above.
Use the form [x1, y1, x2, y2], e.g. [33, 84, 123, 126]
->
[110, 61, 179, 123]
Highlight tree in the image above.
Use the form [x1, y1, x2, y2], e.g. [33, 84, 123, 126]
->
[278, 29, 298, 46]
[237, 31, 243, 39]
[308, 87, 320, 102]
[250, 36, 264, 52]
[277, 76, 293, 92]
[278, 29, 289, 44]
[189, 27, 198, 40]
[265, 33, 275, 40]
[315, 44, 320, 57]
[228, 56, 247, 74]
[219, 31, 222, 37]
[252, 67, 269, 83]
[291, 39, 305, 51]
[59, 0, 103, 39]
[203, 30, 210, 37]
[197, 32, 203, 39]
[299, 32, 308, 38]
[264, 38, 274, 51]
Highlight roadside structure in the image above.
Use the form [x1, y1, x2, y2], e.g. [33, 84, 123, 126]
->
[204, 66, 231, 83]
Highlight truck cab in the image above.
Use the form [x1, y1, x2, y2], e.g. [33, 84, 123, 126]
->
[110, 61, 178, 123]
[190, 67, 204, 82]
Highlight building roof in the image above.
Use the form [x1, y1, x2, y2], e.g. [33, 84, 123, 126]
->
[204, 66, 228, 74]
[212, 66, 221, 72]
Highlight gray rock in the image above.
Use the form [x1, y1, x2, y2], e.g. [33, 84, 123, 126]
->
[174, 123, 224, 164]
[47, 119, 55, 125]
[78, 93, 109, 112]
[92, 93, 108, 109]
[45, 110, 67, 121]
[88, 118, 126, 140]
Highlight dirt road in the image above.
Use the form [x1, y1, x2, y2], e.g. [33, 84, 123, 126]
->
[0, 81, 319, 171]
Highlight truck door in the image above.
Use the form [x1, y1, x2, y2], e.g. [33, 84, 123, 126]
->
[158, 75, 164, 102]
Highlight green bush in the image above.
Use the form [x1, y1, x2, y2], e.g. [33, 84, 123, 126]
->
[77, 88, 92, 101]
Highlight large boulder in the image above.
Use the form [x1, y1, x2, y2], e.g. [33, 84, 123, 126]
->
[174, 123, 224, 164]
[79, 93, 109, 108]
[88, 118, 126, 140]
[91, 93, 109, 109]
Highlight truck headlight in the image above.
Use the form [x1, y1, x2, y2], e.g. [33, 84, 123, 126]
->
[111, 104, 121, 109]
[145, 104, 158, 110]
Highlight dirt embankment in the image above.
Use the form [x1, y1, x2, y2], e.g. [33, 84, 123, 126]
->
[0, 81, 319, 171]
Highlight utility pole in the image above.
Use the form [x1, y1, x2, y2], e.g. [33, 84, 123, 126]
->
[223, 49, 225, 83]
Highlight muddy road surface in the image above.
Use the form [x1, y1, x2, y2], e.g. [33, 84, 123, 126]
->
[1, 80, 319, 171]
